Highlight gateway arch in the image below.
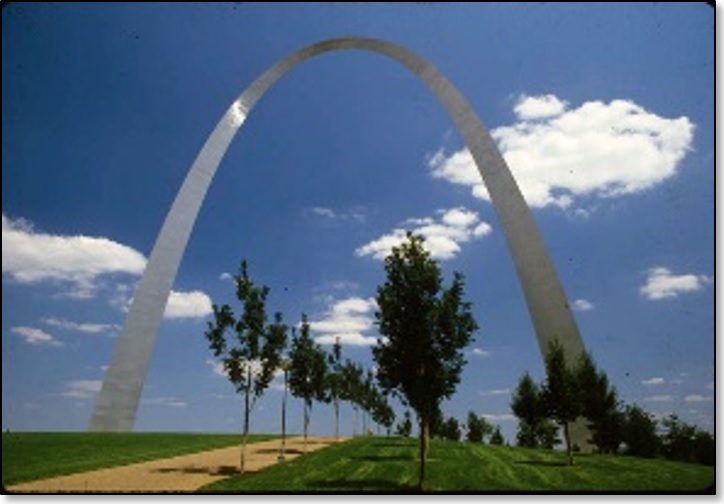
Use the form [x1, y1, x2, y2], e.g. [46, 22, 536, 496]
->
[89, 37, 587, 435]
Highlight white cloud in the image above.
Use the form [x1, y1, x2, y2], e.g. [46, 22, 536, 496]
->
[61, 380, 102, 399]
[206, 359, 228, 378]
[684, 395, 712, 403]
[42, 317, 118, 335]
[355, 207, 492, 261]
[310, 296, 379, 346]
[219, 272, 233, 282]
[429, 95, 694, 210]
[706, 382, 714, 390]
[480, 388, 511, 396]
[306, 205, 367, 224]
[144, 397, 188, 408]
[643, 394, 674, 402]
[471, 347, 491, 357]
[11, 326, 63, 347]
[640, 267, 711, 300]
[571, 299, 594, 312]
[2, 214, 146, 297]
[163, 290, 213, 319]
[481, 413, 516, 422]
[641, 377, 665, 385]
[514, 94, 568, 120]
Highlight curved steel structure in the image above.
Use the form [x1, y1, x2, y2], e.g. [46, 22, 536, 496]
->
[89, 37, 586, 433]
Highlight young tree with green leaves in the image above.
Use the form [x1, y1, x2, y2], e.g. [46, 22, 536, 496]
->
[466, 411, 493, 443]
[339, 359, 364, 436]
[396, 410, 413, 437]
[326, 337, 343, 441]
[440, 416, 461, 442]
[576, 353, 623, 453]
[541, 340, 581, 465]
[373, 233, 478, 490]
[288, 314, 329, 452]
[621, 404, 660, 458]
[489, 426, 504, 445]
[205, 260, 287, 473]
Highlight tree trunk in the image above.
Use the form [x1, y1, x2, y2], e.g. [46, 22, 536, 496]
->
[303, 400, 310, 453]
[241, 373, 251, 473]
[334, 398, 339, 442]
[563, 421, 573, 465]
[353, 406, 358, 437]
[418, 418, 429, 492]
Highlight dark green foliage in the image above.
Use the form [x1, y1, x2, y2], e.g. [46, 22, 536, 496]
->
[204, 260, 288, 472]
[511, 373, 560, 449]
[659, 414, 714, 465]
[326, 338, 344, 440]
[621, 404, 660, 458]
[576, 353, 622, 453]
[541, 340, 581, 465]
[373, 233, 478, 489]
[466, 411, 493, 443]
[339, 359, 365, 435]
[288, 314, 329, 449]
[489, 426, 504, 445]
[396, 410, 413, 437]
[440, 417, 461, 442]
[692, 430, 716, 466]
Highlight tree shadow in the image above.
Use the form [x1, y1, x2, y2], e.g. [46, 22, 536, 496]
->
[254, 448, 304, 455]
[352, 454, 414, 462]
[514, 459, 569, 467]
[307, 477, 415, 492]
[153, 465, 240, 476]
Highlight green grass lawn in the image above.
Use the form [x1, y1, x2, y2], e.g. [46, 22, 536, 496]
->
[2, 432, 276, 486]
[201, 436, 715, 493]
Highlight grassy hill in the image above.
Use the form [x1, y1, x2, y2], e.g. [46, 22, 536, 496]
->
[201, 436, 714, 493]
[2, 432, 275, 486]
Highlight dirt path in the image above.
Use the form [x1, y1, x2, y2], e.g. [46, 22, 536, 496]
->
[8, 436, 343, 493]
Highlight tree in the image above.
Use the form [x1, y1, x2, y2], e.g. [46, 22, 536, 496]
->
[339, 360, 364, 436]
[205, 260, 287, 473]
[326, 337, 344, 441]
[540, 340, 581, 465]
[373, 233, 478, 490]
[288, 314, 329, 452]
[396, 410, 413, 437]
[576, 353, 622, 453]
[440, 416, 461, 442]
[466, 411, 493, 443]
[621, 404, 659, 458]
[489, 426, 504, 445]
[660, 414, 697, 463]
[511, 372, 559, 449]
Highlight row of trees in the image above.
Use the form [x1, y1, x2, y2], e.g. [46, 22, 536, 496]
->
[510, 341, 715, 466]
[205, 261, 395, 472]
[395, 410, 505, 445]
[206, 233, 480, 491]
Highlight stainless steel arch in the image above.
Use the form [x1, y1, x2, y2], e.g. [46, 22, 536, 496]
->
[89, 37, 586, 433]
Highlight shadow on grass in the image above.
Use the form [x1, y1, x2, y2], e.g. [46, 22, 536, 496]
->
[353, 454, 414, 462]
[514, 460, 569, 467]
[307, 477, 415, 492]
[254, 448, 304, 456]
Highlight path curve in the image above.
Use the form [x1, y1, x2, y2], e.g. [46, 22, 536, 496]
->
[8, 436, 343, 493]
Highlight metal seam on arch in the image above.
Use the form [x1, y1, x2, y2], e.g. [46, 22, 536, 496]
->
[89, 37, 587, 435]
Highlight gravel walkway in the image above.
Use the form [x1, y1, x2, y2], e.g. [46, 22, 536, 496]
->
[8, 436, 341, 493]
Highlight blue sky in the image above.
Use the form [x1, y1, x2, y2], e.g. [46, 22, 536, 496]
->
[2, 3, 714, 443]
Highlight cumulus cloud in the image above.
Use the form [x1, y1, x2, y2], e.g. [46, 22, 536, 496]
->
[2, 214, 146, 297]
[42, 317, 118, 335]
[571, 299, 594, 312]
[640, 267, 711, 300]
[641, 377, 665, 385]
[310, 297, 380, 346]
[163, 290, 213, 319]
[355, 207, 492, 261]
[206, 359, 228, 378]
[11, 326, 63, 347]
[61, 380, 102, 399]
[219, 272, 233, 282]
[429, 95, 694, 210]
[471, 347, 491, 357]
